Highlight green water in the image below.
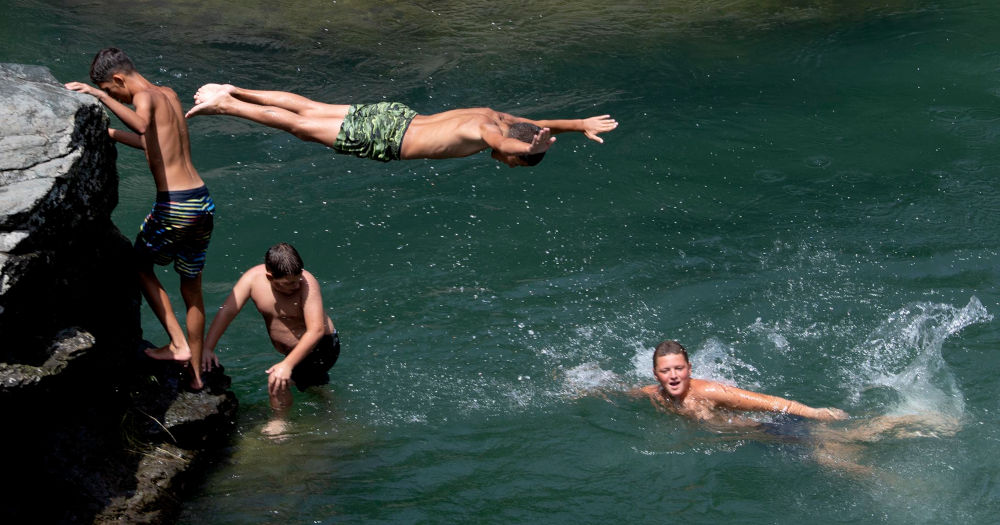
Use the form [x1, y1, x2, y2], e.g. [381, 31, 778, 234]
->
[6, 0, 1000, 522]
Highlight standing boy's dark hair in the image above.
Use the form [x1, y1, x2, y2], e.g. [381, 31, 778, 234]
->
[265, 243, 304, 278]
[652, 340, 689, 366]
[507, 122, 546, 166]
[89, 47, 135, 84]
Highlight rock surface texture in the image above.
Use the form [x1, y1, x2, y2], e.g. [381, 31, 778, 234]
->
[0, 63, 236, 524]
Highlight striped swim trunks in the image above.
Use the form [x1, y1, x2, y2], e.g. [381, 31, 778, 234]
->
[134, 185, 215, 279]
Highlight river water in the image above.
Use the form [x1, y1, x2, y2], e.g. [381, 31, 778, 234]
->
[5, 0, 1000, 523]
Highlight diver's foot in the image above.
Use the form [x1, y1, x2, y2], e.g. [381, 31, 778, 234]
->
[186, 86, 236, 118]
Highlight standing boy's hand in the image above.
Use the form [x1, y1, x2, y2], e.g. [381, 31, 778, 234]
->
[64, 81, 102, 99]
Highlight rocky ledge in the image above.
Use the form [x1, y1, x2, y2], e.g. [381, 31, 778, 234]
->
[0, 63, 237, 524]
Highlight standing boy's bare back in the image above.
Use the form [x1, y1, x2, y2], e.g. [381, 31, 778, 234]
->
[68, 72, 202, 193]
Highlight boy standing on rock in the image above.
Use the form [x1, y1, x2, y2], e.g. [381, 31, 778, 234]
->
[66, 48, 214, 390]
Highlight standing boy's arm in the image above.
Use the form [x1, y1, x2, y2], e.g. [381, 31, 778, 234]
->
[64, 82, 151, 134]
[265, 273, 327, 396]
[202, 273, 254, 371]
[109, 128, 144, 149]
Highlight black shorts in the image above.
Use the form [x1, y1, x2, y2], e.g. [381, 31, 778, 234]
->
[291, 332, 341, 391]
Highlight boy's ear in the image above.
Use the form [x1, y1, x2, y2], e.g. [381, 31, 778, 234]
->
[264, 271, 274, 281]
[111, 73, 127, 88]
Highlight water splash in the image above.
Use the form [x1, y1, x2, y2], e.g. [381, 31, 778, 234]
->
[847, 297, 990, 416]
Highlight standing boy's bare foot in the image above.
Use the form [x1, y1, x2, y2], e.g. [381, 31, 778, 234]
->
[185, 86, 236, 118]
[189, 374, 205, 391]
[144, 342, 192, 362]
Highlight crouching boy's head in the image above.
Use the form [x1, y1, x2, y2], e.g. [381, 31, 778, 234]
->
[265, 242, 305, 295]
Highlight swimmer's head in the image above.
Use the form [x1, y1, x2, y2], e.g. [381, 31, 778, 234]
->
[652, 340, 689, 367]
[89, 47, 135, 84]
[653, 340, 691, 398]
[491, 122, 546, 167]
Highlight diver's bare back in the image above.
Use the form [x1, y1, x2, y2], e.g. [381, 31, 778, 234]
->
[400, 108, 506, 160]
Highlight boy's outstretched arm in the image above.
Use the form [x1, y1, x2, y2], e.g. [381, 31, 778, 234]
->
[527, 115, 618, 142]
[481, 124, 555, 155]
[202, 274, 254, 372]
[704, 384, 848, 421]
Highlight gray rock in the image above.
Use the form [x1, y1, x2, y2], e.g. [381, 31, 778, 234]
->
[0, 63, 236, 525]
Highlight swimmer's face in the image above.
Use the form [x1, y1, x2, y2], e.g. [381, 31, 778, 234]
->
[654, 353, 691, 398]
[491, 149, 527, 168]
[267, 272, 303, 295]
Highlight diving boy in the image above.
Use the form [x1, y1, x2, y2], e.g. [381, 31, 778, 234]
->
[66, 48, 214, 390]
[202, 243, 339, 433]
[184, 83, 618, 167]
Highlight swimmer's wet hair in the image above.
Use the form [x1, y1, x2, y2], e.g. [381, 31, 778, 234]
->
[653, 340, 689, 366]
[507, 122, 546, 166]
[90, 47, 135, 84]
[265, 242, 305, 278]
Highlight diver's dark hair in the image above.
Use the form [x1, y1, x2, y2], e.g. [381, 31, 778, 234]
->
[89, 47, 135, 84]
[265, 242, 304, 278]
[507, 122, 546, 166]
[652, 340, 689, 366]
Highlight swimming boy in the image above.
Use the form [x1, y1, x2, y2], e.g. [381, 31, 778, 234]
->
[639, 340, 848, 425]
[202, 243, 339, 433]
[66, 48, 214, 390]
[184, 83, 618, 167]
[637, 340, 965, 476]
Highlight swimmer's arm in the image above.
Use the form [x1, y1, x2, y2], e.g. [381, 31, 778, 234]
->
[480, 123, 554, 155]
[202, 273, 255, 370]
[524, 115, 618, 143]
[628, 385, 658, 399]
[705, 384, 848, 421]
[266, 272, 326, 395]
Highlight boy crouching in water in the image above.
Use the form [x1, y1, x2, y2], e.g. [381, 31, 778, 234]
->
[66, 48, 214, 390]
[202, 243, 339, 435]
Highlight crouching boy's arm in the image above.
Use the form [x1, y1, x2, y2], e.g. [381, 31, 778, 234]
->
[203, 272, 254, 372]
[266, 272, 327, 396]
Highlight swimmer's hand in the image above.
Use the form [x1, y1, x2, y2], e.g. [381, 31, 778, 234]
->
[582, 115, 619, 143]
[813, 407, 849, 421]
